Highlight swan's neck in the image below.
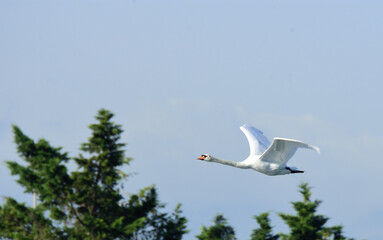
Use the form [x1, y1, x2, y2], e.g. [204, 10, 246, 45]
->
[210, 156, 247, 169]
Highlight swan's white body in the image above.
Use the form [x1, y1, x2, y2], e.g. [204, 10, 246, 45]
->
[198, 124, 320, 176]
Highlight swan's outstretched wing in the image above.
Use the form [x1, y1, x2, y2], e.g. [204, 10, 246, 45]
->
[260, 138, 320, 164]
[240, 124, 271, 155]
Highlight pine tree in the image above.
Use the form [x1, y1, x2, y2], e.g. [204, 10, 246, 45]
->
[278, 183, 351, 240]
[0, 109, 188, 240]
[251, 212, 279, 240]
[196, 214, 236, 240]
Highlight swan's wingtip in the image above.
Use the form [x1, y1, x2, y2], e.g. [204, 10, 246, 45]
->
[311, 145, 321, 154]
[240, 124, 260, 131]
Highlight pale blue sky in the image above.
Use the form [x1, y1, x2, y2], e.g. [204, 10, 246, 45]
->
[1, 1, 383, 239]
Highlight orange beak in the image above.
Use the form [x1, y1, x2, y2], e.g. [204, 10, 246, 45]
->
[197, 156, 205, 160]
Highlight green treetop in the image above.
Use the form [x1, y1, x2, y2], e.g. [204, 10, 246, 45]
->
[0, 109, 188, 240]
[278, 183, 351, 240]
[251, 212, 279, 240]
[196, 214, 237, 240]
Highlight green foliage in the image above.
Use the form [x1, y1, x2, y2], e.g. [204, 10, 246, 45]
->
[321, 225, 354, 240]
[251, 212, 279, 240]
[1, 109, 187, 240]
[196, 214, 236, 240]
[278, 183, 352, 240]
[137, 203, 189, 240]
[0, 197, 62, 240]
[7, 126, 72, 210]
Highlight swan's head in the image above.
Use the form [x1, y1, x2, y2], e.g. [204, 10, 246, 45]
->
[197, 154, 213, 161]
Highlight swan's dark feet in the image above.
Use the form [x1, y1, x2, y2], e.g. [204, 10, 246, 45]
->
[285, 167, 304, 174]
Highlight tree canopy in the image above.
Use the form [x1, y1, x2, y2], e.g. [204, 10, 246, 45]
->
[250, 212, 279, 240]
[249, 183, 353, 240]
[196, 214, 236, 240]
[0, 109, 188, 240]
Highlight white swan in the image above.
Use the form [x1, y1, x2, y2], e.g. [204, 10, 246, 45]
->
[197, 124, 320, 176]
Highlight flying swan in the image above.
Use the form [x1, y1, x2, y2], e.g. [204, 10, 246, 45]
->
[197, 124, 320, 176]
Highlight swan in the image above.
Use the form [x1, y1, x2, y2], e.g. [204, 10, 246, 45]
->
[197, 124, 320, 176]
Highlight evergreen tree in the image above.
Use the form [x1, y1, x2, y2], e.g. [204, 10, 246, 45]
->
[251, 212, 279, 240]
[0, 109, 188, 240]
[196, 214, 236, 240]
[138, 203, 188, 240]
[278, 183, 351, 240]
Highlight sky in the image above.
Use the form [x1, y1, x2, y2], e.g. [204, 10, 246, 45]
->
[1, 1, 383, 239]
